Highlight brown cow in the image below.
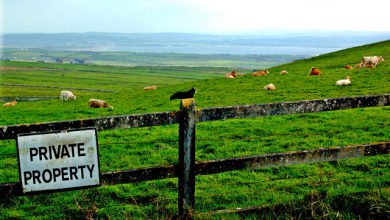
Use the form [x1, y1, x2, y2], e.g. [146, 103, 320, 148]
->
[309, 67, 321, 76]
[355, 63, 363, 68]
[251, 70, 269, 76]
[225, 70, 237, 78]
[3, 100, 17, 107]
[345, 65, 353, 70]
[144, 85, 157, 91]
[88, 99, 113, 109]
[365, 63, 376, 68]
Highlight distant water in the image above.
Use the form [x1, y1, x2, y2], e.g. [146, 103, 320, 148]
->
[4, 32, 389, 56]
[87, 44, 341, 56]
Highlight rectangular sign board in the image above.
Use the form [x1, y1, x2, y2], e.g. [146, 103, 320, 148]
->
[17, 128, 100, 193]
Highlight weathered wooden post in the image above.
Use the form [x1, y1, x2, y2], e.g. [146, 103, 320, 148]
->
[178, 99, 196, 219]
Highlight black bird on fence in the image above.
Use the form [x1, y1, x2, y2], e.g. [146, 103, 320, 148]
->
[170, 87, 196, 100]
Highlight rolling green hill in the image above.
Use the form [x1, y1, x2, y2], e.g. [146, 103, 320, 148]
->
[2, 49, 303, 69]
[0, 40, 389, 219]
[1, 40, 389, 124]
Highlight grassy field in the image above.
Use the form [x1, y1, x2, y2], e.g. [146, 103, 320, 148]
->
[0, 40, 389, 219]
[2, 49, 303, 69]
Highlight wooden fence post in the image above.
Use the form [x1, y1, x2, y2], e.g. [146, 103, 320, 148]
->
[178, 99, 196, 219]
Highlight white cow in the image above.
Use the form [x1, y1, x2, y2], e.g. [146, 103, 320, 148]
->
[361, 56, 384, 67]
[263, 83, 276, 90]
[335, 76, 351, 86]
[280, 70, 288, 75]
[60, 90, 76, 101]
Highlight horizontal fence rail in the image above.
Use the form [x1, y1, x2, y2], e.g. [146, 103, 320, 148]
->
[1, 94, 389, 140]
[194, 142, 390, 175]
[0, 96, 58, 102]
[0, 111, 180, 140]
[1, 141, 388, 196]
[197, 93, 390, 122]
[0, 83, 118, 93]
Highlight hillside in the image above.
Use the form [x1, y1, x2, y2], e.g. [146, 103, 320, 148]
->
[0, 40, 389, 219]
[1, 40, 389, 125]
[2, 49, 304, 69]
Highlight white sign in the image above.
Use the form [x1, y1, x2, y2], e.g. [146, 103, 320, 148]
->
[17, 128, 100, 193]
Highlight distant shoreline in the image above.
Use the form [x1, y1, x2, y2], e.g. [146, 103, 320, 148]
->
[1, 49, 307, 69]
[2, 32, 389, 55]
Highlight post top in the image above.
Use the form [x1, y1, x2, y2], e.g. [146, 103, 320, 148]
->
[180, 98, 195, 108]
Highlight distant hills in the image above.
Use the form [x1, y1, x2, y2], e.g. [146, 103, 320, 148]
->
[2, 32, 389, 68]
[2, 32, 389, 55]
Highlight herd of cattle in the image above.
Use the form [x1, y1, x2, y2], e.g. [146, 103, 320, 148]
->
[225, 55, 384, 90]
[59, 91, 112, 109]
[2, 56, 385, 108]
[2, 91, 114, 109]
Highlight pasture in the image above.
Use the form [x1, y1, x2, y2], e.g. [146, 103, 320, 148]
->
[0, 40, 389, 219]
[2, 49, 301, 69]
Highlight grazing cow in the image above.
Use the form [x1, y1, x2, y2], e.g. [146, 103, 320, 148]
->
[263, 83, 276, 91]
[280, 70, 288, 75]
[225, 70, 237, 78]
[251, 70, 269, 76]
[3, 100, 17, 107]
[361, 56, 384, 67]
[365, 63, 376, 68]
[335, 76, 351, 86]
[355, 63, 363, 68]
[144, 85, 157, 91]
[88, 99, 113, 109]
[309, 67, 321, 76]
[60, 90, 76, 101]
[345, 65, 353, 70]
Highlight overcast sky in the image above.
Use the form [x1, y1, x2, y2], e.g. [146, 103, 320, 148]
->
[2, 0, 390, 34]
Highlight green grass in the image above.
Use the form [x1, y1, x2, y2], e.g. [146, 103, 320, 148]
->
[2, 49, 304, 69]
[0, 40, 389, 219]
[1, 41, 389, 124]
